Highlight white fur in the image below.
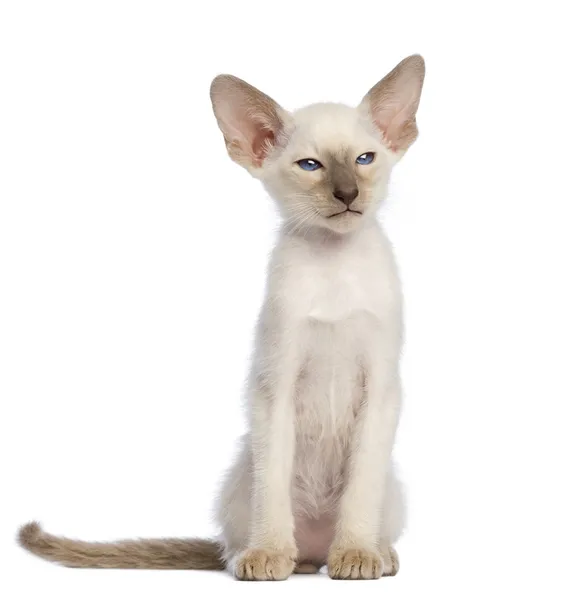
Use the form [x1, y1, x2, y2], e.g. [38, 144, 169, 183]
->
[210, 55, 424, 579]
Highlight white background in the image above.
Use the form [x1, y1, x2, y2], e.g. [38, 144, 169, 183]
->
[1, 2, 560, 599]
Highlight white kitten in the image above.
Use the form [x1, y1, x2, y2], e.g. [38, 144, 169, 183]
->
[18, 55, 425, 581]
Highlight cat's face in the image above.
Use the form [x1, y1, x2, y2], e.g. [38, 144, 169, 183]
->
[210, 55, 424, 235]
[261, 103, 393, 234]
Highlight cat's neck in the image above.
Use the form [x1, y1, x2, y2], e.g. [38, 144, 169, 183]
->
[279, 218, 380, 250]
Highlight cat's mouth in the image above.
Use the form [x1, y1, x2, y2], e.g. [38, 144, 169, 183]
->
[327, 208, 363, 218]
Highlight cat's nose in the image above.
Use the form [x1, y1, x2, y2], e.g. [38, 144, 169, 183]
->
[333, 188, 359, 206]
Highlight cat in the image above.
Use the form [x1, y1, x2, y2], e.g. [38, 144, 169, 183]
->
[18, 54, 425, 580]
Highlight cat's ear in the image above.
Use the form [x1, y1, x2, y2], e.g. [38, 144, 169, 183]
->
[360, 54, 425, 154]
[210, 75, 289, 171]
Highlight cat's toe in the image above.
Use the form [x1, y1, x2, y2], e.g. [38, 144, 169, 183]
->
[381, 545, 399, 576]
[235, 548, 296, 581]
[327, 547, 384, 580]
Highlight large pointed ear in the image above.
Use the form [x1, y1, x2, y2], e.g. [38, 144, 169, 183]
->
[210, 75, 289, 172]
[359, 54, 425, 155]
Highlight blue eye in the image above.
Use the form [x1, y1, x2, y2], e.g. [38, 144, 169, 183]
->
[356, 152, 375, 165]
[297, 158, 323, 171]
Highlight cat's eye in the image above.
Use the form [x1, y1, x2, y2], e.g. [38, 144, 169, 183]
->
[356, 152, 375, 165]
[296, 158, 323, 171]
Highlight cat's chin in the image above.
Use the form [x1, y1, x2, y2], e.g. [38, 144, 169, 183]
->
[285, 214, 365, 239]
[322, 210, 364, 234]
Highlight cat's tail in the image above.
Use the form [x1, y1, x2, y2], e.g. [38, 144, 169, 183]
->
[17, 522, 226, 570]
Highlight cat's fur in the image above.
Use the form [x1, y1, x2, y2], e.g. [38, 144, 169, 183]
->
[18, 54, 425, 580]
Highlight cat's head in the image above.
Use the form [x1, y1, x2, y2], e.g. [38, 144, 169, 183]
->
[210, 55, 424, 235]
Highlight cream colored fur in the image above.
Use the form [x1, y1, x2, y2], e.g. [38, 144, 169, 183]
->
[213, 54, 424, 579]
[18, 55, 425, 581]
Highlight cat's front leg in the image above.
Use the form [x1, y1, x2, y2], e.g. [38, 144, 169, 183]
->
[328, 336, 402, 580]
[233, 305, 301, 581]
[234, 380, 298, 581]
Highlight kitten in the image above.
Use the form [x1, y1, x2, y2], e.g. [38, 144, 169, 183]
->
[18, 54, 425, 580]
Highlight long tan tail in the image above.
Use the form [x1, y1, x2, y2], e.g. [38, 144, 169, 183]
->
[17, 522, 225, 570]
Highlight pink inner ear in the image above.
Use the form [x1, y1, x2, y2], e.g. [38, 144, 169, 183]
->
[252, 128, 275, 163]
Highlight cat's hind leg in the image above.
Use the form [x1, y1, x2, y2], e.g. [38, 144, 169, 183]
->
[214, 437, 252, 576]
[380, 465, 405, 576]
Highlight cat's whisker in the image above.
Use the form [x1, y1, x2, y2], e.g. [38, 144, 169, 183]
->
[285, 209, 316, 237]
[290, 209, 319, 238]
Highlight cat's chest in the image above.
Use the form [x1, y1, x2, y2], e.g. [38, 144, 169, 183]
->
[292, 253, 388, 323]
[306, 265, 370, 322]
[276, 230, 399, 325]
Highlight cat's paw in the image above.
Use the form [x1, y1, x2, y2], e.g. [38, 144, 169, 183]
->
[381, 545, 399, 576]
[327, 547, 384, 580]
[234, 548, 296, 581]
[294, 562, 319, 574]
